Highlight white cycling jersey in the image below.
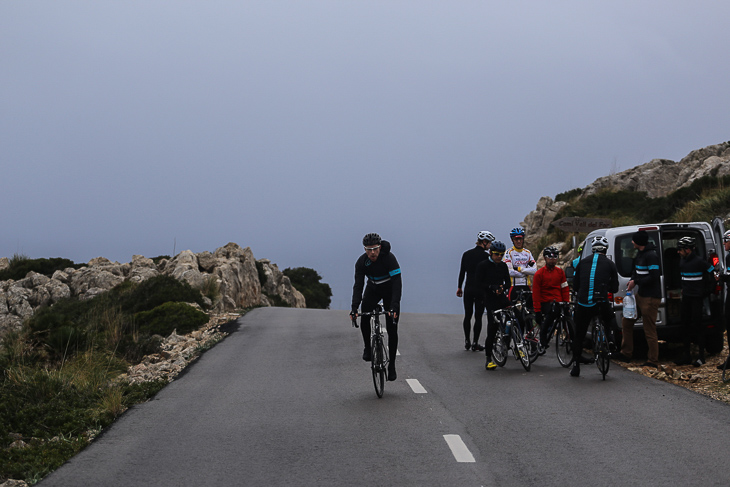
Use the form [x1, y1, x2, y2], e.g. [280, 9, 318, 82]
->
[504, 246, 537, 286]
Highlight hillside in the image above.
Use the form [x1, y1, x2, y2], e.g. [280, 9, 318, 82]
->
[522, 140, 730, 264]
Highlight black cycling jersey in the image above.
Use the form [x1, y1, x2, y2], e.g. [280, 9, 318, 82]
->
[458, 245, 490, 291]
[351, 240, 402, 314]
[574, 252, 619, 307]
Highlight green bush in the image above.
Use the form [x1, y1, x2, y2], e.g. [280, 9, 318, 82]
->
[283, 267, 332, 309]
[134, 302, 209, 336]
[0, 255, 81, 281]
[117, 275, 206, 314]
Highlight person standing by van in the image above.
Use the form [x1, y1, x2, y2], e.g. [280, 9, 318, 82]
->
[675, 236, 716, 367]
[457, 231, 494, 351]
[616, 231, 661, 368]
[718, 231, 730, 370]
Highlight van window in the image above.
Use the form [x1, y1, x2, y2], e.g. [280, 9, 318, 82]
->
[614, 232, 660, 278]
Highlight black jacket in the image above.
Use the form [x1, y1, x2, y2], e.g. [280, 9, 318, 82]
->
[574, 253, 619, 307]
[458, 245, 490, 291]
[351, 240, 402, 313]
[679, 251, 714, 298]
[631, 243, 661, 299]
[475, 257, 511, 308]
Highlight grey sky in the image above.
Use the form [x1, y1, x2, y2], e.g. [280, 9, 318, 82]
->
[2, 1, 729, 314]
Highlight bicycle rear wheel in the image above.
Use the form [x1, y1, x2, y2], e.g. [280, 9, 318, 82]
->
[594, 322, 610, 380]
[556, 317, 573, 368]
[492, 319, 508, 367]
[512, 326, 531, 371]
[371, 337, 386, 397]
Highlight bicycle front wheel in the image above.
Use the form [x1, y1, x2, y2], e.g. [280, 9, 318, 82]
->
[512, 325, 531, 371]
[371, 337, 386, 398]
[556, 317, 573, 368]
[524, 326, 540, 364]
[492, 319, 508, 367]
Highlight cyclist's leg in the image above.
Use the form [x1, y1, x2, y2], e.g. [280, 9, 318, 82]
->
[382, 294, 398, 379]
[484, 309, 498, 362]
[360, 286, 378, 359]
[462, 290, 475, 344]
[540, 303, 556, 348]
[572, 305, 592, 364]
[473, 292, 485, 346]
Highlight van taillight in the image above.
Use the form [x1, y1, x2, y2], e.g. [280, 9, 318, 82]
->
[710, 252, 720, 267]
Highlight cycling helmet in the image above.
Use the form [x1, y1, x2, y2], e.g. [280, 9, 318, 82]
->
[477, 230, 495, 243]
[543, 246, 559, 259]
[509, 227, 525, 238]
[677, 236, 695, 249]
[491, 240, 506, 252]
[362, 233, 381, 246]
[590, 235, 609, 253]
[723, 230, 730, 242]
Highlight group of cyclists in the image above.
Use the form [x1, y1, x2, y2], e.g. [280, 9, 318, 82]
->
[348, 227, 619, 382]
[458, 227, 619, 377]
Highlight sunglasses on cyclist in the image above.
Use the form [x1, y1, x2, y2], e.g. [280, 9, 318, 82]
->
[491, 251, 504, 256]
[364, 245, 381, 252]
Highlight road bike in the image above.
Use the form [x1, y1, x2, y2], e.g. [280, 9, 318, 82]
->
[352, 305, 390, 398]
[536, 301, 575, 368]
[491, 306, 531, 371]
[588, 301, 614, 380]
[510, 289, 541, 364]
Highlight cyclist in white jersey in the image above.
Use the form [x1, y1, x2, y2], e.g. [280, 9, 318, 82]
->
[504, 227, 537, 301]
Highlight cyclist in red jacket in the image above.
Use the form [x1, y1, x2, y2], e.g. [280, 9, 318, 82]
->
[532, 246, 570, 350]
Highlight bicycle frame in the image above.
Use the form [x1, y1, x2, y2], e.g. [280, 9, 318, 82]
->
[353, 305, 390, 397]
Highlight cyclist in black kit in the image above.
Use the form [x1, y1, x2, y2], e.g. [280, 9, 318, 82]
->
[457, 231, 495, 351]
[351, 233, 402, 381]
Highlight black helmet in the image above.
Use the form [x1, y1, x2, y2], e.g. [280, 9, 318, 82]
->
[362, 233, 381, 246]
[677, 236, 695, 249]
[543, 246, 559, 259]
[491, 240, 506, 252]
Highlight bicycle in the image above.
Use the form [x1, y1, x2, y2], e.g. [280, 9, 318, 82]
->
[536, 301, 575, 368]
[491, 306, 531, 371]
[351, 305, 390, 398]
[510, 289, 540, 364]
[588, 300, 614, 380]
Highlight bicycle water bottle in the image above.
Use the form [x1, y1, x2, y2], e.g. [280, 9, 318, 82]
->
[623, 291, 637, 319]
[505, 319, 512, 335]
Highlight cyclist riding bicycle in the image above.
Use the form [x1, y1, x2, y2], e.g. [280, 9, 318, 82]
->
[457, 230, 495, 351]
[504, 227, 537, 307]
[571, 235, 619, 377]
[475, 240, 512, 370]
[532, 246, 570, 350]
[351, 233, 402, 381]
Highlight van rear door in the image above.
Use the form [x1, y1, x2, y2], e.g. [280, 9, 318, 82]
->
[712, 217, 726, 273]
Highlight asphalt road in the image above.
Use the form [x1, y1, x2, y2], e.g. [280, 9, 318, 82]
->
[40, 307, 730, 486]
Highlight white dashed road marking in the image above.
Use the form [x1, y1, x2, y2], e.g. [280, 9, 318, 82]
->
[443, 435, 475, 463]
[406, 379, 427, 393]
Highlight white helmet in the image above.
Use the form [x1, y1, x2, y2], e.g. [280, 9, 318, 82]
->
[478, 231, 495, 243]
[591, 235, 609, 253]
[723, 230, 730, 242]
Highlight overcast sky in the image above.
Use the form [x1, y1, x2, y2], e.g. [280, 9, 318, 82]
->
[2, 1, 729, 314]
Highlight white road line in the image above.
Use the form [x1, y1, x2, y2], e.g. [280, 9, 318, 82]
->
[443, 435, 475, 463]
[406, 379, 427, 393]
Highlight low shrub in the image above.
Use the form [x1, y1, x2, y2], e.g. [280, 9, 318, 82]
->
[135, 302, 209, 336]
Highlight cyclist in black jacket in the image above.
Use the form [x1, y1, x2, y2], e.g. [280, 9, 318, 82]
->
[675, 236, 716, 367]
[571, 235, 619, 377]
[351, 233, 402, 381]
[457, 231, 494, 351]
[475, 240, 512, 370]
[618, 230, 662, 368]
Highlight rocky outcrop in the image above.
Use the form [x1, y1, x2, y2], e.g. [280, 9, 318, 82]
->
[0, 243, 305, 342]
[522, 141, 730, 254]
